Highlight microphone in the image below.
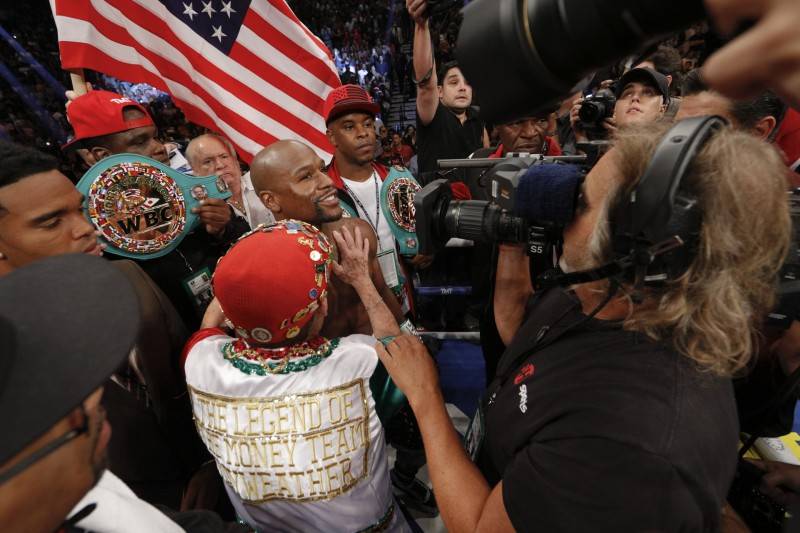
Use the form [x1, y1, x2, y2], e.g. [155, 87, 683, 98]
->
[511, 163, 584, 224]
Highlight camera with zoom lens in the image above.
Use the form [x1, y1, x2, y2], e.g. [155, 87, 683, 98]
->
[578, 88, 616, 138]
[455, 0, 705, 123]
[414, 158, 585, 257]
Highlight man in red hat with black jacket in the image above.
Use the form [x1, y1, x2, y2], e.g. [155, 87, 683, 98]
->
[61, 92, 244, 510]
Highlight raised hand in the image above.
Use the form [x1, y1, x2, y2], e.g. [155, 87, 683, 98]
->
[331, 225, 371, 288]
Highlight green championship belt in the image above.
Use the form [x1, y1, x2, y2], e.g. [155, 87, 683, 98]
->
[338, 199, 358, 219]
[76, 154, 231, 260]
[380, 166, 420, 257]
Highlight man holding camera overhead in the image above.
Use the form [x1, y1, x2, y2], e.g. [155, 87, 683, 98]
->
[408, 0, 488, 179]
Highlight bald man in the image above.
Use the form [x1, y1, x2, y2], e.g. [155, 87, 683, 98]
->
[253, 140, 439, 516]
[251, 139, 404, 337]
[186, 133, 275, 229]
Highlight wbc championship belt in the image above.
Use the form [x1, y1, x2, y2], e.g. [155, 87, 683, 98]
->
[379, 166, 420, 256]
[76, 154, 231, 260]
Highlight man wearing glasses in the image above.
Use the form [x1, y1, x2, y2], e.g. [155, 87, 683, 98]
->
[0, 255, 247, 532]
[0, 255, 152, 531]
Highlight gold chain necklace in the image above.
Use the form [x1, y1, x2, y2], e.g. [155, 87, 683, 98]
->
[228, 196, 245, 213]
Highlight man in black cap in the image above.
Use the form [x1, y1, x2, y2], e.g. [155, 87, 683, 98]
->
[571, 67, 670, 143]
[0, 254, 142, 531]
[0, 255, 247, 533]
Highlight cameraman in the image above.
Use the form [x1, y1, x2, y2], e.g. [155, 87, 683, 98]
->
[570, 67, 670, 143]
[374, 121, 791, 531]
[675, 74, 800, 448]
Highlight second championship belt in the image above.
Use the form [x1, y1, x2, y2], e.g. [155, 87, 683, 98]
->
[380, 166, 420, 257]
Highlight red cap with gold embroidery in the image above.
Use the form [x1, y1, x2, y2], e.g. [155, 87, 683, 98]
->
[324, 84, 380, 124]
[212, 220, 331, 344]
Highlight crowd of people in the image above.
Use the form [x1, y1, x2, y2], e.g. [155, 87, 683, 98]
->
[290, 0, 394, 116]
[5, 0, 800, 532]
[0, 4, 69, 155]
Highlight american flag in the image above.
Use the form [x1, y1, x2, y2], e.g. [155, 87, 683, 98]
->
[50, 0, 340, 162]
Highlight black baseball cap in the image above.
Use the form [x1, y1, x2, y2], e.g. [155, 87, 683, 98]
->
[0, 255, 140, 466]
[499, 104, 560, 125]
[615, 67, 670, 104]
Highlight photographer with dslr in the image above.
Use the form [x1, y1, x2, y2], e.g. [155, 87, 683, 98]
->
[374, 119, 791, 531]
[571, 67, 670, 143]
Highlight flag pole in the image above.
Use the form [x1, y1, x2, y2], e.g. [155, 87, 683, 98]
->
[66, 68, 94, 164]
[68, 68, 87, 95]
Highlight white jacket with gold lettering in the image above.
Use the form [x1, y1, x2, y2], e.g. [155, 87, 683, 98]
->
[183, 329, 409, 533]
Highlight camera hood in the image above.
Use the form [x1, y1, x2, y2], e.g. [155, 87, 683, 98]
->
[456, 0, 705, 123]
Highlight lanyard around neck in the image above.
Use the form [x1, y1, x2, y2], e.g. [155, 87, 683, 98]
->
[342, 171, 381, 249]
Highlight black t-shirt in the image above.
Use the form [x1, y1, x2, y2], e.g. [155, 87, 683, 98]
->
[125, 214, 250, 331]
[416, 104, 484, 176]
[477, 289, 738, 532]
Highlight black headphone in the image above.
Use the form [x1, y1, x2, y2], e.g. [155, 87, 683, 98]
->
[539, 115, 727, 290]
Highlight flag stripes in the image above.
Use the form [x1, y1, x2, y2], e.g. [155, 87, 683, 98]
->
[52, 0, 340, 163]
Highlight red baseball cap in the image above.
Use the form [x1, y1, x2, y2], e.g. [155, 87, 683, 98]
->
[213, 220, 332, 344]
[63, 90, 155, 150]
[324, 84, 380, 124]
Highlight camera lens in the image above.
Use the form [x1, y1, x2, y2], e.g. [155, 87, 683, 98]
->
[578, 102, 604, 124]
[444, 201, 493, 242]
[442, 201, 528, 244]
[496, 212, 529, 243]
[457, 0, 705, 123]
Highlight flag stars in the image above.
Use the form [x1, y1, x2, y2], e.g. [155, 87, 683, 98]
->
[201, 0, 216, 18]
[162, 0, 244, 52]
[211, 25, 227, 42]
[220, 1, 236, 17]
[182, 1, 198, 20]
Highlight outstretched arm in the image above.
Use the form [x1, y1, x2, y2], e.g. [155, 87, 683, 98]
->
[374, 336, 516, 533]
[408, 0, 439, 125]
